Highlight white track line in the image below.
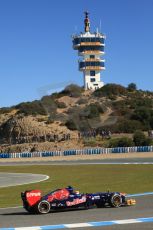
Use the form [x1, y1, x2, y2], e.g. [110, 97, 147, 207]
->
[0, 173, 49, 188]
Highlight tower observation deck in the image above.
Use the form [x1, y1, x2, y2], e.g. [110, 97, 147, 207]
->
[72, 12, 106, 90]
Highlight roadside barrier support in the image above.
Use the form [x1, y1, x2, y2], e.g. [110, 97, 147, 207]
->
[1, 145, 153, 159]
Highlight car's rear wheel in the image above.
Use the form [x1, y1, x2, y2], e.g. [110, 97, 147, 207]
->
[37, 200, 50, 214]
[110, 194, 122, 208]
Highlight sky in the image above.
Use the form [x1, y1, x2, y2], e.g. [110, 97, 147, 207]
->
[0, 0, 153, 107]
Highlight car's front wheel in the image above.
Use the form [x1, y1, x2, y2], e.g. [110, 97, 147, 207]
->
[110, 194, 122, 208]
[37, 200, 50, 214]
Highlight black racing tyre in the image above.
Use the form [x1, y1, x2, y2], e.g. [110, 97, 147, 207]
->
[24, 205, 35, 214]
[37, 200, 50, 214]
[110, 194, 122, 208]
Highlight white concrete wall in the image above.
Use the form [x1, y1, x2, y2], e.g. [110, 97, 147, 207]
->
[84, 71, 104, 90]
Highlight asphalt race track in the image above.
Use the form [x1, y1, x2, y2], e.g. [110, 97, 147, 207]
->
[0, 195, 153, 229]
[0, 159, 153, 229]
[0, 157, 153, 166]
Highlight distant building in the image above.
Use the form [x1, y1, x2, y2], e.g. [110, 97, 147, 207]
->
[72, 12, 106, 91]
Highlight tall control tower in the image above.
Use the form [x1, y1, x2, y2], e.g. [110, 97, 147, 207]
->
[72, 12, 106, 90]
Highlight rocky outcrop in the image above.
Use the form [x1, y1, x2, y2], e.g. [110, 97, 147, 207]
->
[0, 115, 75, 145]
[0, 139, 83, 153]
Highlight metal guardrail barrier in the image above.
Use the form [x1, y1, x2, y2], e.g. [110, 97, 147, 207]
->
[0, 146, 153, 159]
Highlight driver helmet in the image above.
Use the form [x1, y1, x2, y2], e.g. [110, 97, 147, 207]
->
[66, 185, 74, 194]
[75, 190, 80, 195]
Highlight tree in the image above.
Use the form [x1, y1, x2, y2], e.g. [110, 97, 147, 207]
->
[115, 120, 143, 133]
[94, 84, 127, 97]
[61, 84, 83, 97]
[127, 83, 137, 91]
[16, 101, 47, 115]
[133, 130, 151, 146]
[131, 107, 153, 129]
[109, 137, 134, 147]
[65, 119, 77, 130]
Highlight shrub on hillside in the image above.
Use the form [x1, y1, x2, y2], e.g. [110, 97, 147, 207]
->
[55, 101, 67, 108]
[128, 98, 153, 109]
[149, 117, 153, 129]
[131, 107, 153, 130]
[131, 107, 153, 122]
[112, 101, 131, 116]
[109, 137, 134, 147]
[144, 90, 153, 97]
[133, 130, 152, 146]
[16, 101, 47, 115]
[114, 108, 131, 116]
[77, 98, 88, 105]
[94, 84, 127, 98]
[46, 112, 57, 124]
[60, 84, 83, 98]
[41, 96, 57, 114]
[0, 107, 14, 114]
[80, 103, 104, 119]
[50, 92, 61, 99]
[65, 119, 77, 130]
[127, 83, 137, 91]
[114, 120, 143, 133]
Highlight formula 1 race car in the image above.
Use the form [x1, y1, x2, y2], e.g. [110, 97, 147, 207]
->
[21, 186, 136, 214]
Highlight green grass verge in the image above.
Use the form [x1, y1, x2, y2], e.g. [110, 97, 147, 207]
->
[0, 164, 153, 208]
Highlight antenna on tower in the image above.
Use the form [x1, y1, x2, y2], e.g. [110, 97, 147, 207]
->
[84, 11, 90, 32]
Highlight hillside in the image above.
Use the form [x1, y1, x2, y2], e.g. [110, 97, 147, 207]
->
[0, 83, 153, 153]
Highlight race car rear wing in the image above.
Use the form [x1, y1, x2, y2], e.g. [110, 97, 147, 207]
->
[21, 190, 42, 206]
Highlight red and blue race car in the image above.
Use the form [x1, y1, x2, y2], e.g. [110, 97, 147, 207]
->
[21, 186, 136, 214]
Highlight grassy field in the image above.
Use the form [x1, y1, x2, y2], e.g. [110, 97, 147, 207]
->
[0, 164, 153, 208]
